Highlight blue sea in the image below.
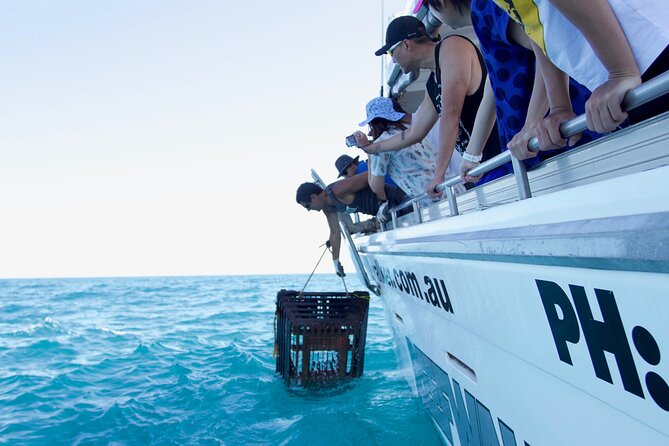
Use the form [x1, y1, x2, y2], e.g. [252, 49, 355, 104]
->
[0, 275, 440, 445]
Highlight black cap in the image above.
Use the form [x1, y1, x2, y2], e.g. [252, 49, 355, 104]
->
[375, 15, 428, 56]
[335, 154, 359, 177]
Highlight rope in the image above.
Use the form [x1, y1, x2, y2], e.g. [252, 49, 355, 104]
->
[300, 242, 351, 296]
[340, 274, 349, 295]
[299, 243, 330, 295]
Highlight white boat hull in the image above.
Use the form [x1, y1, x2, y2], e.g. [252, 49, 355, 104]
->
[353, 163, 669, 445]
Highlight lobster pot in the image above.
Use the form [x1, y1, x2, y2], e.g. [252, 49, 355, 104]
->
[274, 290, 370, 386]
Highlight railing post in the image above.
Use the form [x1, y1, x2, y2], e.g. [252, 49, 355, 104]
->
[511, 156, 532, 200]
[412, 201, 422, 223]
[446, 186, 459, 216]
[475, 187, 488, 209]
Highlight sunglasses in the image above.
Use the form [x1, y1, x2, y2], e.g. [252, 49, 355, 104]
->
[387, 40, 403, 57]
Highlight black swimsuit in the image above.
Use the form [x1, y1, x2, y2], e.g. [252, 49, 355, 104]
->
[325, 184, 406, 216]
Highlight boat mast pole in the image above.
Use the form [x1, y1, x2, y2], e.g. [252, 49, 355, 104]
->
[380, 0, 384, 97]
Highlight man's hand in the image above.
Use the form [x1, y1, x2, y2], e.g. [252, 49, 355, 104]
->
[425, 177, 443, 199]
[333, 259, 346, 277]
[460, 160, 481, 183]
[586, 74, 641, 133]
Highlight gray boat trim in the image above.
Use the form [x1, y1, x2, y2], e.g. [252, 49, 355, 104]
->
[363, 251, 667, 273]
[360, 211, 669, 273]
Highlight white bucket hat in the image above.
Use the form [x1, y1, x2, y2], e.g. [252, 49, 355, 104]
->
[359, 97, 406, 126]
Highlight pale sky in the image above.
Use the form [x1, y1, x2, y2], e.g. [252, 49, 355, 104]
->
[0, 0, 410, 278]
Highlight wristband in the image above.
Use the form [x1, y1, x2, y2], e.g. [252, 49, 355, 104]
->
[462, 152, 482, 163]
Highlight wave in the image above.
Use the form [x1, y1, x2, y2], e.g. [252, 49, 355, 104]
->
[3, 316, 73, 337]
[0, 274, 438, 445]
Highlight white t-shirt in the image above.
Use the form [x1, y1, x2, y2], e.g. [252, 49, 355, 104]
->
[492, 0, 669, 91]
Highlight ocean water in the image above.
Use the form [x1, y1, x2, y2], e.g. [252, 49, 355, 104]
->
[0, 275, 440, 445]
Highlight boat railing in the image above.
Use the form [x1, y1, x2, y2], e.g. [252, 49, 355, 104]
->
[389, 71, 669, 227]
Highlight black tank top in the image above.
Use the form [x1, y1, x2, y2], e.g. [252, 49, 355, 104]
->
[325, 183, 406, 216]
[425, 35, 501, 162]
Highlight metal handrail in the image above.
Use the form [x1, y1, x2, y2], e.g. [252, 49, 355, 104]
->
[392, 71, 669, 216]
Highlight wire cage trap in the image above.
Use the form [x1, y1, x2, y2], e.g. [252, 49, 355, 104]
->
[274, 289, 370, 386]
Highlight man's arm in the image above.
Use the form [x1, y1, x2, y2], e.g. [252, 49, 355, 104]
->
[325, 210, 342, 261]
[356, 94, 438, 154]
[548, 0, 641, 132]
[332, 171, 371, 199]
[426, 37, 473, 197]
[325, 210, 346, 277]
[461, 77, 496, 182]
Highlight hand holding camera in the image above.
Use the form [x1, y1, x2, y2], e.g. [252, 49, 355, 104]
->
[345, 131, 372, 149]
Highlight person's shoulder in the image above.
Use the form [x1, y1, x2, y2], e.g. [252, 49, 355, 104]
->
[439, 34, 477, 56]
[329, 179, 344, 197]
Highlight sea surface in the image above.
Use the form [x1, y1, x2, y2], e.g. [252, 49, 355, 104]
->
[0, 275, 440, 445]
